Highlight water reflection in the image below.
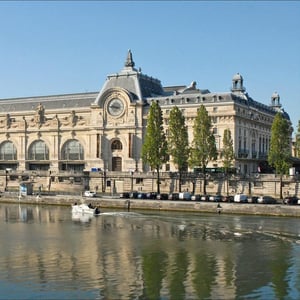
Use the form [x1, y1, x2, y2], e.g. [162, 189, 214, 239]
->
[71, 211, 94, 223]
[0, 203, 300, 299]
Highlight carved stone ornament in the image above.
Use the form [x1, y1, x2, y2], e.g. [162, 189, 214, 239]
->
[34, 103, 45, 127]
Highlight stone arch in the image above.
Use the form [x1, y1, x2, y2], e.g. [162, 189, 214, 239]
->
[110, 138, 123, 171]
[61, 139, 84, 160]
[95, 87, 133, 109]
[28, 140, 49, 160]
[0, 141, 17, 160]
[111, 139, 123, 151]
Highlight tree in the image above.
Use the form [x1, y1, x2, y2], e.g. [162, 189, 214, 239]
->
[268, 112, 291, 199]
[221, 128, 235, 195]
[189, 105, 217, 195]
[168, 106, 189, 192]
[295, 120, 300, 158]
[141, 101, 168, 194]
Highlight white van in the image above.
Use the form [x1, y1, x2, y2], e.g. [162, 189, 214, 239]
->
[234, 194, 248, 203]
[179, 192, 192, 201]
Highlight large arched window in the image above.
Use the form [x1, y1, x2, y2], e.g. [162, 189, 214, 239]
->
[0, 141, 17, 160]
[28, 140, 49, 160]
[62, 139, 84, 160]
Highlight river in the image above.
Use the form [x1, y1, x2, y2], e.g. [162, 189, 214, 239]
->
[0, 203, 300, 299]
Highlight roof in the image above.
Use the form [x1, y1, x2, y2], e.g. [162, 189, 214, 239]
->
[0, 92, 98, 113]
[94, 50, 164, 104]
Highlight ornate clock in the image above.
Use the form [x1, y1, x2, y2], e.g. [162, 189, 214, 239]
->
[107, 98, 124, 117]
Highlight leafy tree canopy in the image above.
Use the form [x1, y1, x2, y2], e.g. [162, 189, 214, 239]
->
[189, 105, 217, 171]
[141, 101, 168, 171]
[222, 128, 235, 172]
[168, 106, 189, 172]
[268, 112, 291, 175]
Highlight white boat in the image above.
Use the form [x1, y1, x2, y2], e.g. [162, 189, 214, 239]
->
[72, 203, 100, 215]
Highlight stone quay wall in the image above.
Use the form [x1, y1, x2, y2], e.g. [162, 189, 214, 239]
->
[1, 170, 299, 200]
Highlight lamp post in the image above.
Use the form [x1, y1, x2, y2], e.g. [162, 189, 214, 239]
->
[102, 168, 107, 193]
[130, 170, 134, 193]
[5, 169, 8, 191]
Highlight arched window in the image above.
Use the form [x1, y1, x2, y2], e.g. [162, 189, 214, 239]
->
[29, 140, 49, 160]
[0, 141, 17, 160]
[111, 140, 122, 150]
[62, 140, 84, 160]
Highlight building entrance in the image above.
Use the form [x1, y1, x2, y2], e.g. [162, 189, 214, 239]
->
[112, 157, 122, 171]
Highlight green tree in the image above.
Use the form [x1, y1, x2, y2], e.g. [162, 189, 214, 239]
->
[268, 112, 291, 199]
[221, 128, 235, 195]
[168, 106, 189, 192]
[189, 105, 217, 195]
[141, 101, 168, 194]
[295, 120, 300, 158]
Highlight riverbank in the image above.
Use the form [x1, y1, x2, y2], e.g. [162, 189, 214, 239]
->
[1, 192, 300, 217]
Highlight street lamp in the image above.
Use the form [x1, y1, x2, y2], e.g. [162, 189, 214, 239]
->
[130, 170, 134, 193]
[5, 169, 8, 191]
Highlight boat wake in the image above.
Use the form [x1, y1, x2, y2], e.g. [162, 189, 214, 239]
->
[99, 211, 144, 218]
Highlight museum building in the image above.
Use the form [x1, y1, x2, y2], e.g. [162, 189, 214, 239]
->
[0, 50, 292, 191]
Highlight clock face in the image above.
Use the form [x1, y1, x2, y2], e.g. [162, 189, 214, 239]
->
[108, 98, 124, 116]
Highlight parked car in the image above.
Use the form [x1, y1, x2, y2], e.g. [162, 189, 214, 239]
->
[146, 192, 157, 199]
[156, 193, 169, 200]
[222, 195, 234, 202]
[234, 194, 248, 203]
[191, 194, 201, 201]
[137, 192, 147, 199]
[84, 191, 96, 197]
[209, 195, 222, 202]
[283, 196, 299, 205]
[119, 192, 130, 199]
[247, 196, 259, 203]
[168, 193, 179, 201]
[257, 195, 277, 204]
[201, 195, 210, 201]
[179, 192, 192, 201]
[129, 191, 139, 199]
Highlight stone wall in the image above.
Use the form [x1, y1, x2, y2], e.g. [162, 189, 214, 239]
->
[1, 171, 299, 199]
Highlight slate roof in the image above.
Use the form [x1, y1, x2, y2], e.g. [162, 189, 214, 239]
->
[0, 92, 98, 113]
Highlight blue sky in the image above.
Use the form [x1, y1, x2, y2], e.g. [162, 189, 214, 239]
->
[0, 1, 299, 135]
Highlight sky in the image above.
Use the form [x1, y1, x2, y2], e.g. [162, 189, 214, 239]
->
[0, 1, 299, 135]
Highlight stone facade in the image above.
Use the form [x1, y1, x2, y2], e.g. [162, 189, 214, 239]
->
[0, 50, 292, 194]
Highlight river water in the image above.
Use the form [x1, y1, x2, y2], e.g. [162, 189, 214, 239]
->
[0, 203, 300, 299]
